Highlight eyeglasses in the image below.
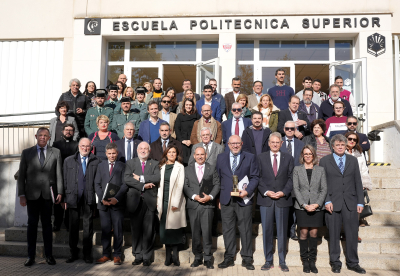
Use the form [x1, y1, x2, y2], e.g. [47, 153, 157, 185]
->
[232, 108, 242, 112]
[162, 101, 171, 104]
[347, 122, 357, 126]
[285, 127, 295, 131]
[347, 138, 358, 142]
[229, 142, 242, 146]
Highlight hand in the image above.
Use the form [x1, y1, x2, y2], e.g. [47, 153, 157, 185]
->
[182, 140, 191, 147]
[326, 203, 333, 214]
[357, 205, 364, 214]
[132, 173, 140, 181]
[297, 119, 307, 126]
[109, 198, 118, 205]
[362, 141, 367, 144]
[55, 194, 62, 204]
[102, 199, 111, 206]
[144, 183, 155, 189]
[294, 130, 303, 139]
[274, 191, 285, 198]
[217, 198, 221, 210]
[19, 196, 27, 207]
[266, 191, 276, 198]
[199, 193, 211, 203]
[76, 108, 83, 114]
[194, 195, 201, 202]
[171, 206, 178, 211]
[239, 189, 248, 199]
[62, 202, 68, 210]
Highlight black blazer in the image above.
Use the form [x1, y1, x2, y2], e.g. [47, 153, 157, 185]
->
[115, 138, 140, 163]
[280, 137, 304, 166]
[357, 132, 370, 152]
[149, 136, 183, 162]
[242, 126, 271, 155]
[277, 108, 310, 137]
[319, 154, 364, 212]
[94, 160, 128, 211]
[124, 158, 160, 213]
[257, 151, 294, 208]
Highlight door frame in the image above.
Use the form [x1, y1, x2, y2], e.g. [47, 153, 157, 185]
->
[196, 57, 220, 96]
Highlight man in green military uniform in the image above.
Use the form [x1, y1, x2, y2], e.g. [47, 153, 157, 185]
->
[105, 84, 119, 110]
[111, 97, 141, 139]
[84, 90, 114, 136]
[132, 86, 149, 121]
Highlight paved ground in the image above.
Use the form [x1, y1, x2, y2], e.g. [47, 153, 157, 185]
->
[0, 256, 398, 276]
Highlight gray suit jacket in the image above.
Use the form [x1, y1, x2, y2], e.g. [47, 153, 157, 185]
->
[183, 162, 220, 209]
[188, 142, 224, 169]
[18, 145, 63, 200]
[292, 165, 327, 211]
[247, 94, 260, 109]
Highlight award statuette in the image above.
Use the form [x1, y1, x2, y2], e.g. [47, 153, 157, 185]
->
[231, 175, 240, 196]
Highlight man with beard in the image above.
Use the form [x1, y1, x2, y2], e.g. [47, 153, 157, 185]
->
[52, 124, 79, 231]
[299, 88, 320, 123]
[145, 78, 165, 105]
[224, 77, 245, 116]
[318, 84, 353, 121]
[267, 69, 295, 111]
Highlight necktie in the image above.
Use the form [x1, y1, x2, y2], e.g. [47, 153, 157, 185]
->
[139, 103, 142, 108]
[235, 118, 239, 136]
[82, 156, 87, 175]
[127, 140, 131, 161]
[142, 161, 145, 173]
[109, 162, 114, 176]
[231, 155, 238, 173]
[162, 140, 167, 152]
[339, 157, 344, 174]
[287, 139, 293, 156]
[205, 119, 209, 123]
[273, 154, 278, 177]
[197, 165, 203, 183]
[39, 148, 45, 166]
[99, 107, 102, 113]
[126, 114, 129, 120]
[205, 143, 210, 157]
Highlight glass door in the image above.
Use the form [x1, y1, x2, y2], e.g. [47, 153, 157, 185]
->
[196, 58, 219, 96]
[129, 64, 160, 90]
[329, 58, 368, 133]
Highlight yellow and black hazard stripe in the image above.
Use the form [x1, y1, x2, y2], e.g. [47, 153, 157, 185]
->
[367, 162, 391, 166]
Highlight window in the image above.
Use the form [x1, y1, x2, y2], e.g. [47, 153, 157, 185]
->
[130, 41, 196, 61]
[131, 68, 159, 89]
[260, 40, 329, 61]
[237, 41, 254, 61]
[108, 42, 125, 61]
[202, 41, 218, 61]
[335, 40, 353, 61]
[107, 65, 124, 86]
[236, 64, 254, 95]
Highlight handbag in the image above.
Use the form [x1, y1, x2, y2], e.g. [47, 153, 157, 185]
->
[360, 189, 373, 219]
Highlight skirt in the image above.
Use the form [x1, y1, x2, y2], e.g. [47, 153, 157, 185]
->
[295, 209, 324, 227]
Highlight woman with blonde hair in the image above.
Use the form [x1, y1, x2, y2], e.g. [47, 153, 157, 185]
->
[227, 94, 252, 119]
[123, 86, 135, 100]
[87, 115, 119, 160]
[176, 89, 197, 114]
[253, 94, 280, 132]
[157, 145, 186, 266]
[143, 82, 154, 95]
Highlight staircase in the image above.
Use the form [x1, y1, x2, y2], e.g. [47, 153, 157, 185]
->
[0, 166, 399, 270]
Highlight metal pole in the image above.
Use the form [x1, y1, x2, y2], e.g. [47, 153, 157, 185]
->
[394, 35, 400, 120]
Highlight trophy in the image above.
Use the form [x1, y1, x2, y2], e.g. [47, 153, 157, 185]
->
[231, 175, 240, 196]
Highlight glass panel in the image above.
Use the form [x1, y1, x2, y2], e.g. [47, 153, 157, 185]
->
[335, 40, 353, 61]
[131, 67, 158, 90]
[334, 62, 362, 105]
[198, 64, 215, 95]
[236, 64, 254, 95]
[260, 40, 329, 61]
[130, 41, 196, 61]
[262, 67, 291, 89]
[108, 42, 125, 61]
[237, 41, 254, 61]
[107, 65, 124, 86]
[202, 41, 218, 61]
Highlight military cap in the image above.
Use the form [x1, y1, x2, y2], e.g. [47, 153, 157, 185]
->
[120, 97, 131, 103]
[95, 89, 107, 97]
[109, 84, 118, 91]
[135, 86, 148, 94]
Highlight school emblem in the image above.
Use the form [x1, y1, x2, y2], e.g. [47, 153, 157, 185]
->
[84, 18, 101, 35]
[223, 43, 232, 52]
[367, 33, 385, 57]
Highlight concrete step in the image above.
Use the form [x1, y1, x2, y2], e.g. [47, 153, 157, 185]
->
[366, 211, 400, 226]
[368, 189, 400, 201]
[368, 167, 400, 179]
[371, 200, 400, 212]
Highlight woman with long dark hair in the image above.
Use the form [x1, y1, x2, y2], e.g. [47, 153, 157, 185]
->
[83, 81, 97, 107]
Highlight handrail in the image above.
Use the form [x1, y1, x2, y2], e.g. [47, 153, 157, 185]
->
[0, 111, 54, 117]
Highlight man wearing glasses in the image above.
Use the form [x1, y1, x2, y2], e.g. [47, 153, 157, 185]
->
[158, 95, 177, 138]
[222, 102, 252, 148]
[346, 116, 370, 153]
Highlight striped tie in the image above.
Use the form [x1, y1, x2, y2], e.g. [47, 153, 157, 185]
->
[339, 157, 344, 174]
[231, 155, 238, 173]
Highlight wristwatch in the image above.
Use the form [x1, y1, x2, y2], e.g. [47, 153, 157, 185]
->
[302, 204, 307, 208]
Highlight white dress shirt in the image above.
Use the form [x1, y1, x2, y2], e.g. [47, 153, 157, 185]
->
[285, 137, 295, 158]
[231, 117, 245, 137]
[204, 99, 212, 106]
[125, 138, 134, 160]
[161, 110, 170, 123]
[80, 154, 89, 166]
[139, 159, 147, 190]
[203, 142, 213, 153]
[191, 162, 213, 201]
[233, 91, 240, 101]
[161, 138, 170, 148]
[36, 144, 47, 159]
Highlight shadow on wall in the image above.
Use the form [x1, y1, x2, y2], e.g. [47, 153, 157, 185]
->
[0, 158, 20, 228]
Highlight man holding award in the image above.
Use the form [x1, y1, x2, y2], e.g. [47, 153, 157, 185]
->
[183, 147, 220, 269]
[215, 135, 259, 270]
[94, 143, 128, 265]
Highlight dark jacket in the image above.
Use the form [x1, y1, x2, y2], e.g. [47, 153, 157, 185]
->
[115, 138, 140, 163]
[277, 108, 310, 137]
[222, 117, 252, 146]
[63, 152, 101, 208]
[318, 98, 353, 121]
[94, 160, 128, 211]
[56, 90, 91, 128]
[52, 139, 79, 164]
[281, 137, 304, 166]
[302, 134, 332, 152]
[241, 126, 271, 155]
[257, 151, 294, 208]
[149, 136, 183, 162]
[299, 101, 320, 124]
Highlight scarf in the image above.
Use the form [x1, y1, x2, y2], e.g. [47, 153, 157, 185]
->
[197, 117, 218, 143]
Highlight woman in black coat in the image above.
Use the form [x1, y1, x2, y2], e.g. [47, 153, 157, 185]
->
[174, 99, 200, 165]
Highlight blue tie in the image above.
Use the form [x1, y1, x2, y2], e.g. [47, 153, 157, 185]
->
[232, 155, 238, 173]
[82, 156, 87, 175]
[127, 140, 132, 161]
[338, 157, 344, 174]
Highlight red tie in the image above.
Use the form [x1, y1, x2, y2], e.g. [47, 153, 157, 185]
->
[235, 118, 239, 136]
[109, 163, 114, 176]
[273, 154, 278, 177]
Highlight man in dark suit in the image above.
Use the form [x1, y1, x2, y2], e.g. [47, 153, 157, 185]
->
[176, 79, 201, 102]
[242, 111, 271, 156]
[257, 132, 294, 272]
[94, 143, 128, 265]
[17, 127, 63, 266]
[183, 147, 220, 269]
[137, 101, 166, 144]
[124, 141, 160, 267]
[63, 137, 101, 264]
[277, 95, 310, 140]
[346, 116, 370, 153]
[196, 85, 222, 122]
[115, 122, 140, 163]
[149, 122, 182, 161]
[52, 124, 79, 232]
[216, 135, 259, 270]
[319, 134, 366, 274]
[222, 102, 252, 146]
[224, 77, 245, 116]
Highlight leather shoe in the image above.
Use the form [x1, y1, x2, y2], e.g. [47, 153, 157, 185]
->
[290, 234, 299, 241]
[358, 236, 362, 243]
[204, 260, 214, 269]
[24, 257, 35, 267]
[347, 265, 366, 274]
[114, 256, 122, 265]
[261, 262, 274, 270]
[66, 255, 79, 263]
[45, 256, 56, 265]
[96, 256, 111, 264]
[218, 259, 234, 268]
[242, 260, 255, 270]
[84, 256, 93, 264]
[279, 264, 289, 272]
[143, 259, 151, 266]
[191, 259, 203, 267]
[132, 259, 143, 265]
[332, 265, 341, 273]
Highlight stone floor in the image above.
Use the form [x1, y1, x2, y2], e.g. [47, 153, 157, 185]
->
[0, 256, 399, 276]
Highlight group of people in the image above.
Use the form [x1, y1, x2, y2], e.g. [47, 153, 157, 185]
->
[16, 68, 372, 274]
